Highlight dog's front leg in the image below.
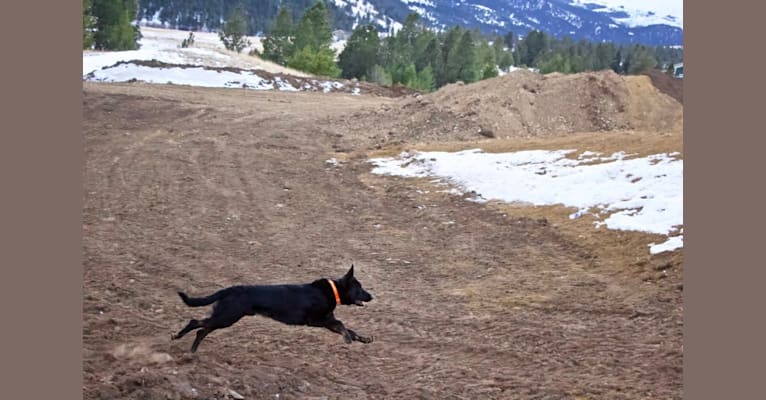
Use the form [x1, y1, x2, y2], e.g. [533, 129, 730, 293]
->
[323, 319, 374, 344]
[346, 328, 374, 344]
[324, 319, 354, 344]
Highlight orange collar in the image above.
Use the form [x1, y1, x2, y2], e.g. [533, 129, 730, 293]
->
[327, 279, 341, 305]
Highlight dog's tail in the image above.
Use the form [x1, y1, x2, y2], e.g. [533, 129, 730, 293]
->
[177, 289, 227, 307]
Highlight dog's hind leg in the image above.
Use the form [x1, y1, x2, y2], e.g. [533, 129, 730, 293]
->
[172, 319, 202, 340]
[190, 328, 212, 353]
[184, 302, 247, 352]
[172, 318, 218, 352]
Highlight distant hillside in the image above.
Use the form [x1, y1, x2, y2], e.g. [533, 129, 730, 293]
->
[137, 0, 683, 46]
[137, 0, 359, 34]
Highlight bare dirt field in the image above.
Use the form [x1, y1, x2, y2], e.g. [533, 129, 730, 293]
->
[83, 72, 683, 399]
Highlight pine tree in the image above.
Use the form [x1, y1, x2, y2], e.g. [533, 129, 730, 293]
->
[180, 31, 195, 48]
[611, 47, 624, 73]
[338, 24, 380, 79]
[440, 26, 463, 84]
[396, 13, 421, 62]
[447, 30, 479, 83]
[367, 64, 392, 86]
[288, 1, 337, 76]
[539, 53, 572, 74]
[92, 0, 140, 50]
[262, 7, 294, 65]
[83, 0, 96, 49]
[625, 45, 657, 74]
[512, 40, 523, 67]
[412, 65, 435, 92]
[123, 0, 141, 44]
[293, 1, 333, 53]
[498, 49, 514, 71]
[401, 63, 417, 87]
[477, 40, 497, 79]
[503, 30, 515, 49]
[387, 63, 411, 86]
[379, 13, 422, 86]
[219, 5, 251, 53]
[413, 30, 436, 72]
[519, 30, 548, 67]
[423, 36, 444, 87]
[376, 36, 394, 73]
[492, 36, 505, 62]
[288, 46, 340, 77]
[571, 39, 591, 72]
[595, 42, 616, 71]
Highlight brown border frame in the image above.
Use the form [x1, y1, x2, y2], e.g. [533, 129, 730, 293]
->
[3, 1, 764, 399]
[1, 2, 83, 398]
[684, 1, 764, 399]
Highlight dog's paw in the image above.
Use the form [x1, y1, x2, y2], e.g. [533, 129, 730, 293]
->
[359, 335, 374, 344]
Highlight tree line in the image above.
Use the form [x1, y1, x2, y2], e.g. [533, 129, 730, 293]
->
[134, 0, 354, 35]
[83, 1, 683, 92]
[260, 7, 682, 92]
[514, 29, 682, 75]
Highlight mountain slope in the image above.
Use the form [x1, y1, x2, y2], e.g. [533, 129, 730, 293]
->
[138, 0, 683, 46]
[330, 0, 682, 45]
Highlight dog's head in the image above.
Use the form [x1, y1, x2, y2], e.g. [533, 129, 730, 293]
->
[339, 264, 373, 307]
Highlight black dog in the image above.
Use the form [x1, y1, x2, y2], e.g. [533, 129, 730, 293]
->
[172, 264, 374, 353]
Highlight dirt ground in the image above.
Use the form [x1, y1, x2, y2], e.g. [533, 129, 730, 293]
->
[83, 75, 683, 399]
[643, 70, 683, 105]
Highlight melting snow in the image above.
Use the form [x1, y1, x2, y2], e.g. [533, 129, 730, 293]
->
[370, 149, 683, 254]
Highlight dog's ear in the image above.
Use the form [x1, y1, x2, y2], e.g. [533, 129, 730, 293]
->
[344, 263, 354, 279]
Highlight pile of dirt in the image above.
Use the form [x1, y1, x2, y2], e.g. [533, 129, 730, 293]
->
[336, 69, 683, 147]
[644, 69, 683, 104]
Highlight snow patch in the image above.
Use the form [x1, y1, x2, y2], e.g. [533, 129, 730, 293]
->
[370, 149, 683, 254]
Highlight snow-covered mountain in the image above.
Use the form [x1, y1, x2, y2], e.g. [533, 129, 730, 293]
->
[330, 0, 683, 45]
[137, 0, 682, 46]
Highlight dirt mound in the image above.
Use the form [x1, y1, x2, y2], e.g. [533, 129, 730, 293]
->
[623, 74, 684, 133]
[338, 70, 683, 147]
[644, 69, 683, 104]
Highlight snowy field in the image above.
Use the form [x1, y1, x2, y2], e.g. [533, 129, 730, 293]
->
[84, 27, 298, 76]
[83, 27, 358, 93]
[369, 149, 683, 254]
